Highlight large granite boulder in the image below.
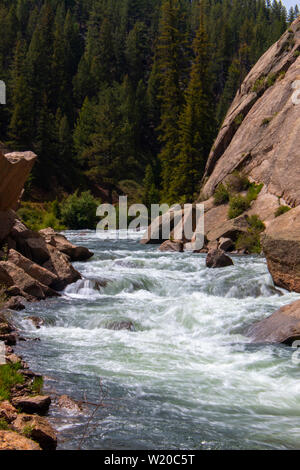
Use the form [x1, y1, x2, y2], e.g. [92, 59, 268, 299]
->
[262, 206, 300, 292]
[0, 261, 58, 300]
[247, 300, 300, 345]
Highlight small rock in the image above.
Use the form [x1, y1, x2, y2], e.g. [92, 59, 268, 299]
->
[26, 316, 44, 329]
[57, 395, 83, 413]
[12, 395, 51, 416]
[159, 240, 184, 252]
[0, 401, 18, 424]
[206, 249, 234, 269]
[0, 430, 41, 450]
[13, 414, 57, 451]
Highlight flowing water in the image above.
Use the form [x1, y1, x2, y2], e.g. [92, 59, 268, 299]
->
[14, 230, 300, 450]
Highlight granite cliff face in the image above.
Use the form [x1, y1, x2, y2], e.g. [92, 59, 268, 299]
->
[202, 16, 300, 207]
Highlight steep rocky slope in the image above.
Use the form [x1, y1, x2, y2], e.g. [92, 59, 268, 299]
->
[202, 16, 300, 206]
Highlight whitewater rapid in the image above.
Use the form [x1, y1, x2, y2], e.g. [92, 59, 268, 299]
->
[14, 230, 300, 450]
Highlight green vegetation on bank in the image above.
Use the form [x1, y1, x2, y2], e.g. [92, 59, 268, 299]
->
[18, 191, 100, 231]
[0, 0, 296, 207]
[0, 363, 24, 401]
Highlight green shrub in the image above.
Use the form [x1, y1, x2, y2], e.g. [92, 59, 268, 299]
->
[245, 183, 263, 204]
[247, 215, 265, 232]
[0, 363, 24, 401]
[214, 183, 230, 205]
[252, 76, 265, 93]
[261, 117, 272, 126]
[18, 202, 66, 232]
[236, 232, 262, 254]
[236, 215, 265, 254]
[294, 50, 300, 58]
[275, 205, 291, 218]
[60, 191, 100, 230]
[228, 195, 250, 219]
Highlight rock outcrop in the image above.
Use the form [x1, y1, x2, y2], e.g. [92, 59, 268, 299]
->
[0, 430, 41, 450]
[13, 414, 57, 451]
[0, 151, 37, 211]
[262, 205, 300, 292]
[247, 299, 300, 345]
[201, 17, 300, 207]
[39, 228, 93, 261]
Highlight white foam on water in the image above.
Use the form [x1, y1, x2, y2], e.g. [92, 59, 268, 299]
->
[15, 230, 300, 449]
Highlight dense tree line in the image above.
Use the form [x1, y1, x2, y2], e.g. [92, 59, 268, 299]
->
[0, 0, 298, 204]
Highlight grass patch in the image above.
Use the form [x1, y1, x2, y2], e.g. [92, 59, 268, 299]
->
[22, 424, 34, 438]
[214, 183, 230, 206]
[31, 376, 43, 395]
[0, 363, 24, 402]
[245, 182, 263, 205]
[275, 205, 291, 218]
[227, 171, 250, 193]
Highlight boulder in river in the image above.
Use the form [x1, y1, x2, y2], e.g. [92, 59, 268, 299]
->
[39, 228, 94, 261]
[159, 240, 184, 253]
[206, 249, 234, 269]
[107, 321, 135, 331]
[247, 299, 300, 345]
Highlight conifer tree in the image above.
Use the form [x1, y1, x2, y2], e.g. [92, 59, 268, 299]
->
[170, 5, 216, 203]
[156, 0, 188, 203]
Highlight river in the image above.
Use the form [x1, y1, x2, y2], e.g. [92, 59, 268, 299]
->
[13, 229, 300, 450]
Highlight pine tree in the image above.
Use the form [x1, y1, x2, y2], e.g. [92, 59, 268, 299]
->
[170, 6, 216, 203]
[156, 0, 188, 203]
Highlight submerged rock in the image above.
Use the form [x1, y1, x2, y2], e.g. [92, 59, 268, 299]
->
[247, 299, 300, 345]
[159, 240, 184, 253]
[206, 249, 234, 269]
[57, 395, 83, 413]
[107, 321, 135, 332]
